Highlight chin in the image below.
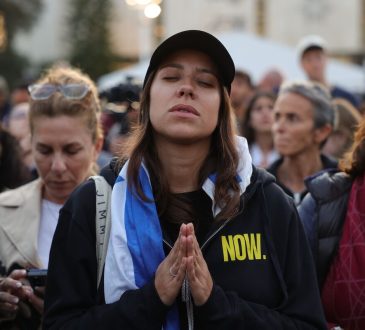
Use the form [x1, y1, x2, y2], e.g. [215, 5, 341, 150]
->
[170, 136, 201, 145]
[276, 148, 291, 156]
[52, 188, 74, 202]
[161, 129, 210, 143]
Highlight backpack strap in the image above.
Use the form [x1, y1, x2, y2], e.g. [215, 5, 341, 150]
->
[89, 175, 112, 289]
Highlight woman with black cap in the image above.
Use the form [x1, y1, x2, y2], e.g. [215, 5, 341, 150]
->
[43, 30, 326, 329]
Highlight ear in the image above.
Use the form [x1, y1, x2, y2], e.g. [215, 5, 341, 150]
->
[314, 124, 332, 145]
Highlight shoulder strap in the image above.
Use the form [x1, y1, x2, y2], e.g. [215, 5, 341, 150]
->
[89, 175, 112, 289]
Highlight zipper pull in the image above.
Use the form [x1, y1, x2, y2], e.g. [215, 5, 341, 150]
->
[182, 276, 194, 330]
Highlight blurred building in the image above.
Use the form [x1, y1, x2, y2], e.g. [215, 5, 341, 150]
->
[12, 0, 365, 69]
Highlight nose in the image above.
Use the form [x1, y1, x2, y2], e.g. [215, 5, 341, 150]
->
[51, 153, 67, 173]
[262, 106, 272, 116]
[177, 80, 194, 98]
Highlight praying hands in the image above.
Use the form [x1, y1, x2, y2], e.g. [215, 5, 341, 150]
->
[154, 223, 213, 306]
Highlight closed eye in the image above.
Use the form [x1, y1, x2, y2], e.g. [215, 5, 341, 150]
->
[163, 76, 179, 81]
[36, 144, 52, 155]
[197, 80, 214, 88]
[64, 145, 83, 155]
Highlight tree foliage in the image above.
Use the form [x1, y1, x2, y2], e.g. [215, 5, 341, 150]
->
[0, 0, 43, 88]
[0, 0, 43, 41]
[67, 0, 115, 80]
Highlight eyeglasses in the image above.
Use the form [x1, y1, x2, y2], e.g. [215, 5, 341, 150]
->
[28, 84, 90, 100]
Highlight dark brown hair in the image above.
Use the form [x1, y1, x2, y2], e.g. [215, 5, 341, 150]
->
[118, 69, 241, 223]
[241, 91, 276, 145]
[0, 126, 31, 192]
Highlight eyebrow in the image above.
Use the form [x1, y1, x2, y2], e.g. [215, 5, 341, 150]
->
[159, 63, 217, 76]
[35, 142, 82, 148]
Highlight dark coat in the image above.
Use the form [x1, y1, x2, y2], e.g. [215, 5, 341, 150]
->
[43, 162, 326, 329]
[267, 154, 338, 205]
[298, 170, 352, 289]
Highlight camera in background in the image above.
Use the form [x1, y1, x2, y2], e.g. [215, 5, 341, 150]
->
[99, 82, 142, 162]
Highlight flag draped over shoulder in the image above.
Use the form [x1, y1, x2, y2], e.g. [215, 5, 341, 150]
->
[104, 136, 253, 329]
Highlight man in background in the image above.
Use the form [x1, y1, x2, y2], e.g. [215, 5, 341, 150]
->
[297, 34, 360, 109]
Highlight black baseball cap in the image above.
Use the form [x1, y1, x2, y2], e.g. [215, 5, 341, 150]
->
[143, 30, 235, 94]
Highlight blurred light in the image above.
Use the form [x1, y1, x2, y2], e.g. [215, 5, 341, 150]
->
[125, 0, 137, 6]
[151, 0, 162, 4]
[144, 4, 161, 18]
[136, 0, 152, 5]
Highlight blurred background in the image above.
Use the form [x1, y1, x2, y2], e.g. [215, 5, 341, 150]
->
[1, 0, 365, 94]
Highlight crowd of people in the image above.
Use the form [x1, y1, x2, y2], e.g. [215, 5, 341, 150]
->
[0, 30, 364, 330]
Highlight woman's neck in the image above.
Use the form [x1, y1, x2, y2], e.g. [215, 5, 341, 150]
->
[278, 151, 323, 193]
[253, 132, 274, 153]
[155, 137, 210, 193]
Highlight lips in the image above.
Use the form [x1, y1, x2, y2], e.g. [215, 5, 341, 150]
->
[48, 180, 71, 188]
[168, 104, 200, 116]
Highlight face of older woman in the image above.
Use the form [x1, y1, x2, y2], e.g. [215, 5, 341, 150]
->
[32, 115, 102, 204]
[149, 49, 221, 144]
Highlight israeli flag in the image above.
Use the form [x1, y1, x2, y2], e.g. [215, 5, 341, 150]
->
[104, 161, 179, 329]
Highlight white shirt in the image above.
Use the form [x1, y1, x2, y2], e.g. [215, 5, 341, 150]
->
[250, 143, 279, 168]
[38, 199, 62, 268]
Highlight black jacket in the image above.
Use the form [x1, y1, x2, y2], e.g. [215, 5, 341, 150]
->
[267, 154, 338, 205]
[298, 170, 352, 289]
[43, 162, 326, 329]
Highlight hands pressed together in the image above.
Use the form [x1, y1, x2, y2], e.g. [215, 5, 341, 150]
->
[155, 223, 213, 307]
[0, 269, 45, 320]
[1, 224, 212, 319]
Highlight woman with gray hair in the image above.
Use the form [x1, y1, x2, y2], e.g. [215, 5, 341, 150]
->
[267, 80, 337, 205]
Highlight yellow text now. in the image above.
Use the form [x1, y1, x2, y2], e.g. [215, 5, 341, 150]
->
[221, 233, 266, 261]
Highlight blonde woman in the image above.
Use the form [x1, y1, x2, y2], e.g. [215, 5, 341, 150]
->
[0, 66, 103, 329]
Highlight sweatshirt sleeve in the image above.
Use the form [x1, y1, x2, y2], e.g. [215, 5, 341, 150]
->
[43, 180, 169, 330]
[195, 187, 327, 329]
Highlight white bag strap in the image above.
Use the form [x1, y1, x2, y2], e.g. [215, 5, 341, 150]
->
[89, 175, 112, 289]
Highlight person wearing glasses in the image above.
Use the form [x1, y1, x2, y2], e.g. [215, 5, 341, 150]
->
[44, 30, 326, 329]
[0, 65, 103, 329]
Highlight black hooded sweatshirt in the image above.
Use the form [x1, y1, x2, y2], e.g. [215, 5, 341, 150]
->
[43, 162, 326, 329]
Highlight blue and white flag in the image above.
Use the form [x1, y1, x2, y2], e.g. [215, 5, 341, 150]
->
[104, 135, 252, 329]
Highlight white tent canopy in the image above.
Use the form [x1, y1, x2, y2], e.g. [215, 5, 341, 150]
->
[98, 31, 365, 94]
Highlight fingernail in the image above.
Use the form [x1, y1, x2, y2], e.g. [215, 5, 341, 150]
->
[15, 282, 22, 288]
[12, 297, 19, 303]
